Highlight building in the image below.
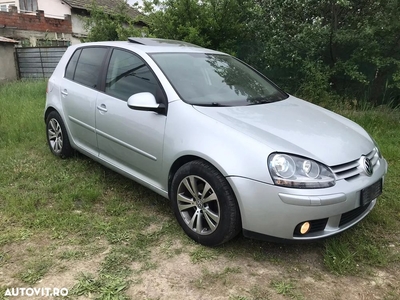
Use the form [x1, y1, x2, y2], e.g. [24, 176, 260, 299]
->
[0, 0, 141, 46]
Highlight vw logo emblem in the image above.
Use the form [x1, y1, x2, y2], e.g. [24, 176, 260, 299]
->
[362, 157, 373, 176]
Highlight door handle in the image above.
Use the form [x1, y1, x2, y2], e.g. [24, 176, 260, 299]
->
[61, 89, 68, 96]
[97, 104, 108, 112]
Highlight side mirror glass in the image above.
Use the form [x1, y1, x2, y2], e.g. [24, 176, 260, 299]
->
[127, 92, 165, 114]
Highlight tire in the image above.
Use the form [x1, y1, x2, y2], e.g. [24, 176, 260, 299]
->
[170, 160, 241, 246]
[46, 111, 73, 158]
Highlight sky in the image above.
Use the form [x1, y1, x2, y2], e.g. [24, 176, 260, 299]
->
[127, 0, 143, 7]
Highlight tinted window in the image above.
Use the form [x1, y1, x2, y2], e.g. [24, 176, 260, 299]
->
[105, 49, 159, 101]
[151, 53, 288, 106]
[65, 49, 81, 80]
[74, 47, 108, 89]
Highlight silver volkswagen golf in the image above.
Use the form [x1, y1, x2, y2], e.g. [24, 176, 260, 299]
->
[45, 38, 387, 246]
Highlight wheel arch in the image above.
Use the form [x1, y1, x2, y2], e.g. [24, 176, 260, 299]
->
[44, 106, 73, 145]
[44, 106, 57, 123]
[167, 155, 228, 199]
[168, 155, 200, 198]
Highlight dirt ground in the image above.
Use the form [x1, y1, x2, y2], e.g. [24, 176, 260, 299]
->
[1, 237, 399, 300]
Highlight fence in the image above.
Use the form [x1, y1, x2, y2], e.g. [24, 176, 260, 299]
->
[15, 46, 67, 79]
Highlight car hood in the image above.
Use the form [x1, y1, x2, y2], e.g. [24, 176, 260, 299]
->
[193, 96, 373, 166]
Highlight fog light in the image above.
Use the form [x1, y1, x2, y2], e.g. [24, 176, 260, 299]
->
[300, 222, 310, 234]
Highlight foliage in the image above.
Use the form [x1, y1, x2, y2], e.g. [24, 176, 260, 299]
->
[82, 0, 148, 42]
[140, 0, 251, 55]
[137, 0, 400, 106]
[234, 0, 400, 105]
[83, 0, 400, 105]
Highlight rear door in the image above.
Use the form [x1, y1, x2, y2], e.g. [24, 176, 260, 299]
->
[95, 48, 167, 188]
[61, 47, 109, 156]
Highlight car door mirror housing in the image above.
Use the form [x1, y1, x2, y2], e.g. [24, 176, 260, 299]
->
[127, 92, 165, 114]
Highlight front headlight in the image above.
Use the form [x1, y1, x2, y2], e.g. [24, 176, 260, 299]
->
[268, 153, 335, 189]
[369, 135, 382, 158]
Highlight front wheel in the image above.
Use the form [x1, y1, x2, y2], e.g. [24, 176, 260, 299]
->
[170, 160, 241, 246]
[46, 111, 73, 158]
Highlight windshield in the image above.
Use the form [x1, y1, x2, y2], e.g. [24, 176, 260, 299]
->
[150, 53, 288, 106]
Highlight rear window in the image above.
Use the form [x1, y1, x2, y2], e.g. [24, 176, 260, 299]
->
[65, 47, 108, 89]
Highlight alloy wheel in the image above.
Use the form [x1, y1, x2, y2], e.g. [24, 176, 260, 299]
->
[177, 175, 220, 235]
[48, 118, 63, 154]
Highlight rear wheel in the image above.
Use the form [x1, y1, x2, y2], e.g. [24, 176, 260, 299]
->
[171, 160, 241, 246]
[46, 111, 73, 158]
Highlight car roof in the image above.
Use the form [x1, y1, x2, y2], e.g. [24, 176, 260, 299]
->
[71, 38, 225, 55]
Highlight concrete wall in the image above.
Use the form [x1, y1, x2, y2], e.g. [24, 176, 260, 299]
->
[0, 27, 73, 46]
[0, 42, 17, 82]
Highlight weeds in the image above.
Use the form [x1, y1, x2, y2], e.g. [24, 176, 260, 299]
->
[271, 279, 303, 299]
[19, 259, 53, 284]
[0, 80, 399, 299]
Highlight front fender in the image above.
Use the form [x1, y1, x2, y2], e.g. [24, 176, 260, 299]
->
[161, 101, 274, 190]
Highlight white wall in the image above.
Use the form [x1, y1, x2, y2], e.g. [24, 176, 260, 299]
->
[38, 0, 70, 19]
[0, 0, 15, 5]
[0, 0, 71, 18]
[70, 13, 86, 44]
[71, 13, 86, 36]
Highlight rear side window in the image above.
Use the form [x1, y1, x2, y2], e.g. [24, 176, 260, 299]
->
[65, 47, 108, 89]
[65, 49, 81, 80]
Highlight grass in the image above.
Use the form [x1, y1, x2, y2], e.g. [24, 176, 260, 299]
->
[19, 259, 53, 284]
[0, 80, 399, 299]
[192, 266, 241, 289]
[70, 273, 129, 299]
[322, 107, 400, 275]
[0, 80, 172, 298]
[271, 279, 303, 299]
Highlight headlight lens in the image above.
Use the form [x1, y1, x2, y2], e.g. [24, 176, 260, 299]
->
[268, 153, 335, 188]
[370, 137, 382, 158]
[270, 154, 295, 178]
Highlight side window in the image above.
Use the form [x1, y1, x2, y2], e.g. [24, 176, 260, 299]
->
[74, 47, 108, 89]
[105, 49, 160, 101]
[65, 49, 81, 80]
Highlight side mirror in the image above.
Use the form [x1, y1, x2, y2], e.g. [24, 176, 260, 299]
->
[127, 92, 165, 114]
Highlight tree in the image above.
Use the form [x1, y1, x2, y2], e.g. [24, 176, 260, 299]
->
[245, 0, 400, 105]
[141, 0, 251, 55]
[86, 0, 400, 106]
[83, 0, 147, 42]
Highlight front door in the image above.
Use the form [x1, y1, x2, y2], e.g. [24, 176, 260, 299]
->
[95, 48, 167, 188]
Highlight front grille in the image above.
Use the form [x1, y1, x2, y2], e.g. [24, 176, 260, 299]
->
[294, 218, 328, 237]
[339, 204, 369, 227]
[330, 148, 379, 180]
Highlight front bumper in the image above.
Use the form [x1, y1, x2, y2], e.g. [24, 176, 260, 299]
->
[227, 158, 387, 241]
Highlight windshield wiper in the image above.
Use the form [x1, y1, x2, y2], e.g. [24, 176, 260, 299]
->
[193, 102, 230, 107]
[247, 95, 284, 105]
